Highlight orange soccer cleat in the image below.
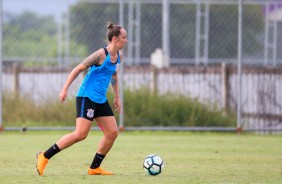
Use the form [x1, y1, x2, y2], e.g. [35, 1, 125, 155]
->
[36, 152, 49, 176]
[88, 167, 113, 175]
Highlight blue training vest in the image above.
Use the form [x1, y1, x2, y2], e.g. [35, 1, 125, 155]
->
[76, 47, 120, 103]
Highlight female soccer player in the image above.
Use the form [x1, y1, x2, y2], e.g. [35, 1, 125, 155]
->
[36, 22, 127, 176]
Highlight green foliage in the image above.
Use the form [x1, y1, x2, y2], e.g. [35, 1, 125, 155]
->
[2, 89, 235, 127]
[69, 3, 264, 59]
[110, 89, 236, 127]
[170, 4, 196, 58]
[3, 12, 57, 57]
[2, 4, 264, 61]
[209, 5, 264, 58]
[70, 3, 119, 53]
[140, 4, 162, 57]
[3, 94, 76, 127]
[3, 11, 88, 59]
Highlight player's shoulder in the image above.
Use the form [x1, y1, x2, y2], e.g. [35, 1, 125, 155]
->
[97, 48, 106, 55]
[93, 48, 107, 60]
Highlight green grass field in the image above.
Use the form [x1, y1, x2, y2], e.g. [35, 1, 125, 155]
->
[0, 131, 281, 184]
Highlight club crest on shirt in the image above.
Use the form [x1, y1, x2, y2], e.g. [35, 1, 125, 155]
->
[115, 63, 120, 72]
[87, 109, 94, 118]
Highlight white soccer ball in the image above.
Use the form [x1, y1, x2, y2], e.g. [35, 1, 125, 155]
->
[143, 154, 164, 175]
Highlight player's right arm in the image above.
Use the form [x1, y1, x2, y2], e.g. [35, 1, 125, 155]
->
[59, 49, 104, 103]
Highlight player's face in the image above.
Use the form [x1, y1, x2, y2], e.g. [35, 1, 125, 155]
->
[116, 28, 127, 49]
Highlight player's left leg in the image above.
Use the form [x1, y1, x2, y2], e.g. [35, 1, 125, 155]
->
[88, 116, 118, 175]
[96, 116, 118, 155]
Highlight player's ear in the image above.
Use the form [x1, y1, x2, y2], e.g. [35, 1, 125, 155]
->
[113, 35, 119, 43]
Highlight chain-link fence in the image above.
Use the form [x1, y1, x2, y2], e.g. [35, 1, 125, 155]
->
[1, 0, 282, 131]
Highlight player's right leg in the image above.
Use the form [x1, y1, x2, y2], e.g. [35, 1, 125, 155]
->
[56, 117, 92, 149]
[36, 152, 49, 176]
[36, 117, 92, 176]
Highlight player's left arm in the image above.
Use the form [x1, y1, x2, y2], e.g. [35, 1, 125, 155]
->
[111, 72, 121, 114]
[111, 52, 122, 114]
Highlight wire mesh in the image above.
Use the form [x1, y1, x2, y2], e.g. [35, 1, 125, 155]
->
[1, 0, 282, 131]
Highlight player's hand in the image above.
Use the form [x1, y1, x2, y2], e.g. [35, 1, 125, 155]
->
[113, 97, 121, 114]
[59, 88, 67, 103]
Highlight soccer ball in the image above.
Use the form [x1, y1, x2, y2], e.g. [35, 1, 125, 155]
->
[143, 154, 164, 175]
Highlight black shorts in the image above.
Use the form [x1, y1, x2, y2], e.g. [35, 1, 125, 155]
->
[76, 97, 114, 121]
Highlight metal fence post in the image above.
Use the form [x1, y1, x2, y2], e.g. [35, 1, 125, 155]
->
[0, 0, 2, 131]
[221, 63, 230, 114]
[162, 0, 170, 65]
[12, 63, 19, 97]
[119, 0, 124, 131]
[237, 0, 243, 133]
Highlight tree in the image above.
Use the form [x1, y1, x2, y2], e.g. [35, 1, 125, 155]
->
[69, 2, 264, 61]
[3, 11, 57, 58]
[70, 3, 119, 53]
[209, 5, 264, 58]
[3, 11, 87, 60]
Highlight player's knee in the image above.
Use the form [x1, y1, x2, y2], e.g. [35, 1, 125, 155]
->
[106, 130, 118, 140]
[74, 132, 88, 141]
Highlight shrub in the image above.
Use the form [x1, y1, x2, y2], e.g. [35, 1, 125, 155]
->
[3, 89, 236, 127]
[109, 88, 236, 127]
